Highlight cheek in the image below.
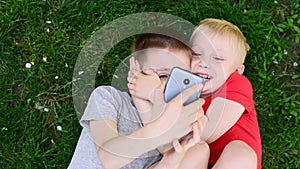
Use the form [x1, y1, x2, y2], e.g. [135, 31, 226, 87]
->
[183, 58, 192, 70]
[161, 79, 168, 90]
[190, 61, 198, 72]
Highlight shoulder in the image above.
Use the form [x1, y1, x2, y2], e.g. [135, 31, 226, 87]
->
[228, 72, 252, 86]
[80, 86, 134, 128]
[93, 85, 126, 95]
[223, 72, 255, 112]
[91, 86, 130, 101]
[226, 72, 253, 95]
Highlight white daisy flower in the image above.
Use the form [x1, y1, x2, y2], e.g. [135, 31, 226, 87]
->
[57, 125, 62, 131]
[25, 63, 32, 68]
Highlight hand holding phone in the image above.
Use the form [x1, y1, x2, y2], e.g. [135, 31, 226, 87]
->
[164, 67, 205, 105]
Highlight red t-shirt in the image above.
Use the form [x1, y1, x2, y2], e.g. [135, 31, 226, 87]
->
[202, 72, 262, 169]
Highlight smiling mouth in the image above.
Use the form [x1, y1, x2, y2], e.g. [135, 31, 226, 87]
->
[197, 73, 212, 80]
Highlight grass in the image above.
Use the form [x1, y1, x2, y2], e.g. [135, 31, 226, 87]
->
[0, 0, 299, 168]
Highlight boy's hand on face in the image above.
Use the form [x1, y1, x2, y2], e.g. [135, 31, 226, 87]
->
[127, 57, 141, 86]
[127, 57, 162, 122]
[127, 57, 161, 101]
[128, 69, 161, 101]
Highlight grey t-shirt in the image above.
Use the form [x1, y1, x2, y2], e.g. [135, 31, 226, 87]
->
[68, 86, 162, 169]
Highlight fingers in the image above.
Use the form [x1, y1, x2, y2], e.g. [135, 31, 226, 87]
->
[127, 83, 136, 95]
[129, 57, 141, 72]
[192, 122, 200, 141]
[180, 132, 193, 145]
[142, 68, 156, 75]
[182, 122, 203, 150]
[173, 83, 204, 105]
[151, 88, 165, 105]
[172, 139, 183, 153]
[127, 69, 141, 84]
[182, 98, 204, 118]
[197, 115, 208, 134]
[134, 57, 141, 71]
[129, 57, 135, 70]
[128, 57, 142, 84]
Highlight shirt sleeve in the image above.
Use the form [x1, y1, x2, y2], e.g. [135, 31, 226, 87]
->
[218, 72, 255, 113]
[80, 86, 122, 131]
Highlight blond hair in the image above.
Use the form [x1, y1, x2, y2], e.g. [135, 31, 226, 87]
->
[193, 18, 249, 63]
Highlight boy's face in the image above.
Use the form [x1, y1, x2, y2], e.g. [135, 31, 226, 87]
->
[140, 48, 190, 85]
[190, 27, 242, 97]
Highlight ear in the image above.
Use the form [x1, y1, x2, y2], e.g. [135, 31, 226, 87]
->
[236, 65, 245, 75]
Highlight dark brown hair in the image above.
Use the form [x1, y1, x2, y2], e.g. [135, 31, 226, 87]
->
[132, 28, 192, 57]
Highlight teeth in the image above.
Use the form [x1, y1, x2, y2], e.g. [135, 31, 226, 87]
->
[199, 75, 211, 79]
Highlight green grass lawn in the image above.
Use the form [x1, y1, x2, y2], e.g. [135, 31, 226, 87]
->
[0, 0, 299, 168]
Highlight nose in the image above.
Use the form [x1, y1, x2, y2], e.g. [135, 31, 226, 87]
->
[193, 56, 208, 68]
[198, 59, 208, 68]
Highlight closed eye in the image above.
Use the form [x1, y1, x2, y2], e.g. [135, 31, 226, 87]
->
[213, 56, 225, 61]
[192, 52, 201, 56]
[158, 74, 169, 79]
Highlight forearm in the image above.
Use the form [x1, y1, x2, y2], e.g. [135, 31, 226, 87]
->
[93, 122, 165, 169]
[96, 147, 136, 169]
[201, 97, 244, 143]
[101, 124, 163, 158]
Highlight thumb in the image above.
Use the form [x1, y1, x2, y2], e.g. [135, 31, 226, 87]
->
[150, 89, 166, 121]
[151, 88, 165, 105]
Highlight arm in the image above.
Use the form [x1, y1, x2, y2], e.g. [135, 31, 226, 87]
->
[90, 120, 163, 169]
[201, 97, 244, 143]
[91, 84, 205, 169]
[201, 73, 255, 143]
[127, 57, 164, 122]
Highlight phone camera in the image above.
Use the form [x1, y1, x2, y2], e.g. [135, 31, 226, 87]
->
[183, 78, 190, 85]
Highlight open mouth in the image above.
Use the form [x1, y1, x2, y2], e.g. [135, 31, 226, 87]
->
[197, 73, 212, 80]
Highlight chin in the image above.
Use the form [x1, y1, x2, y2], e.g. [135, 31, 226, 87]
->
[200, 90, 211, 98]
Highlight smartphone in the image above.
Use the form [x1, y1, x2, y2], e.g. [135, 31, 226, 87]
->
[164, 67, 205, 105]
